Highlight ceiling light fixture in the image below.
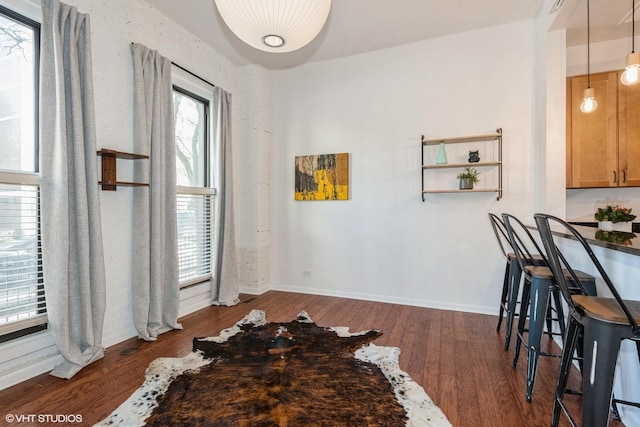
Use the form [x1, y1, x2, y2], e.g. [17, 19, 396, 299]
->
[214, 0, 332, 53]
[581, 0, 597, 114]
[621, 0, 640, 85]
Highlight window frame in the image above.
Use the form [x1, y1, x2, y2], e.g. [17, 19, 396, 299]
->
[0, 3, 45, 342]
[173, 85, 210, 188]
[172, 67, 218, 290]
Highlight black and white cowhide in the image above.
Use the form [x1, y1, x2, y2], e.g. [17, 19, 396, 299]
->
[95, 310, 451, 426]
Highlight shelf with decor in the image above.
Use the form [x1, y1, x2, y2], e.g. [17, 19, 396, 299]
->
[421, 128, 502, 201]
[97, 149, 149, 191]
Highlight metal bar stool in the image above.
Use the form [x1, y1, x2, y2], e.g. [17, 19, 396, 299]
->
[535, 213, 640, 427]
[489, 213, 544, 350]
[502, 213, 596, 402]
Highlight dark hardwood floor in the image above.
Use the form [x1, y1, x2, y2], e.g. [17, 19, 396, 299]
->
[0, 291, 624, 426]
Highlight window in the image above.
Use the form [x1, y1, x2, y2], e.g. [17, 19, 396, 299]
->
[173, 80, 217, 289]
[0, 5, 45, 341]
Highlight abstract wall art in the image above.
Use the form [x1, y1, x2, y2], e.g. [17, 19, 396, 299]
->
[295, 153, 349, 201]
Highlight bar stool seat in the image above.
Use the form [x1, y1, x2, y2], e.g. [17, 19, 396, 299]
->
[573, 295, 640, 324]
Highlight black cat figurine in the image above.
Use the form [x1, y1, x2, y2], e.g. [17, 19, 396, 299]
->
[468, 150, 480, 163]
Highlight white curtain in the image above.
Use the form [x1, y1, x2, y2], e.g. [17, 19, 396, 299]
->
[212, 87, 240, 306]
[40, 0, 107, 379]
[130, 43, 182, 340]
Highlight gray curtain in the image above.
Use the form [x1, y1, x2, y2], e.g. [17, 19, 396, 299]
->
[131, 43, 182, 340]
[213, 87, 240, 306]
[40, 0, 107, 379]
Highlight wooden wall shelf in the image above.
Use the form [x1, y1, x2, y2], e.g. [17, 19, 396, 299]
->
[97, 149, 149, 191]
[420, 129, 503, 201]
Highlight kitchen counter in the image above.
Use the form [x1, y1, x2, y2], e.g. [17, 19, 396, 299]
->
[568, 221, 640, 233]
[564, 223, 640, 256]
[526, 221, 640, 255]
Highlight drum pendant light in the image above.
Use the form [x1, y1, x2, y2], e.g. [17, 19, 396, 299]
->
[621, 0, 640, 85]
[581, 0, 598, 113]
[214, 0, 332, 53]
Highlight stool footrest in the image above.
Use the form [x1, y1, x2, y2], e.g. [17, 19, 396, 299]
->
[539, 351, 562, 358]
[612, 398, 640, 409]
[564, 388, 582, 396]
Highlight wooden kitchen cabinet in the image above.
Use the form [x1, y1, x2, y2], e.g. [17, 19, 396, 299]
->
[618, 75, 640, 186]
[566, 70, 640, 188]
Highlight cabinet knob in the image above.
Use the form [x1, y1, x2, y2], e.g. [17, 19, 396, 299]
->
[613, 171, 617, 184]
[622, 170, 627, 183]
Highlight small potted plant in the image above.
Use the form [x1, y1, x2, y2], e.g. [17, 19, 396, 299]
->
[457, 167, 480, 190]
[594, 204, 637, 232]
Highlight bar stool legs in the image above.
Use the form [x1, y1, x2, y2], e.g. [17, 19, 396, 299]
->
[512, 276, 564, 402]
[581, 318, 626, 427]
[496, 258, 510, 333]
[553, 316, 629, 427]
[513, 273, 596, 402]
[525, 280, 554, 402]
[553, 321, 640, 427]
[504, 258, 523, 351]
[552, 316, 581, 427]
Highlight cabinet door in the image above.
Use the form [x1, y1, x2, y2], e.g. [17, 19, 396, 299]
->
[618, 73, 640, 187]
[567, 72, 618, 188]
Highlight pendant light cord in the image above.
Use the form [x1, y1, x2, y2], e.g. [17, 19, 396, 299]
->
[633, 0, 636, 53]
[587, 0, 591, 88]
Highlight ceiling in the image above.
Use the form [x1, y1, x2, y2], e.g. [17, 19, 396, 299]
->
[562, 0, 639, 47]
[143, 0, 639, 70]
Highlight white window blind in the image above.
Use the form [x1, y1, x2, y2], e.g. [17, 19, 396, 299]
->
[0, 179, 46, 336]
[176, 187, 216, 288]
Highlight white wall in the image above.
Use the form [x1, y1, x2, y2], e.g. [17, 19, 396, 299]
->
[0, 0, 241, 390]
[542, 29, 569, 218]
[270, 21, 539, 314]
[565, 36, 640, 221]
[236, 65, 272, 294]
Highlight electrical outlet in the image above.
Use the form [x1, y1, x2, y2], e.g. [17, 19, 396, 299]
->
[303, 271, 311, 277]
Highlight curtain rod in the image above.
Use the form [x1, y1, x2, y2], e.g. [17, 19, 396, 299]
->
[130, 43, 215, 89]
[171, 61, 216, 89]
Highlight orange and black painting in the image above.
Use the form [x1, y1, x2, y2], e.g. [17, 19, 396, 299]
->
[295, 153, 349, 201]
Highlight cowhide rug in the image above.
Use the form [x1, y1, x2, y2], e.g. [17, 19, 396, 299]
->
[96, 310, 451, 427]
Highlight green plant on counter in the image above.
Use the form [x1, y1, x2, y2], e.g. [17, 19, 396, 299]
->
[594, 205, 637, 223]
[456, 167, 480, 184]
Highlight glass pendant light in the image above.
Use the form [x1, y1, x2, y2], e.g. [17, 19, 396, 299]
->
[581, 0, 597, 114]
[621, 0, 640, 85]
[580, 87, 598, 113]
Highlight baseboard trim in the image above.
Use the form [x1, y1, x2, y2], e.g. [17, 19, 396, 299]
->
[179, 299, 212, 319]
[0, 353, 64, 391]
[240, 284, 270, 296]
[269, 283, 496, 316]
